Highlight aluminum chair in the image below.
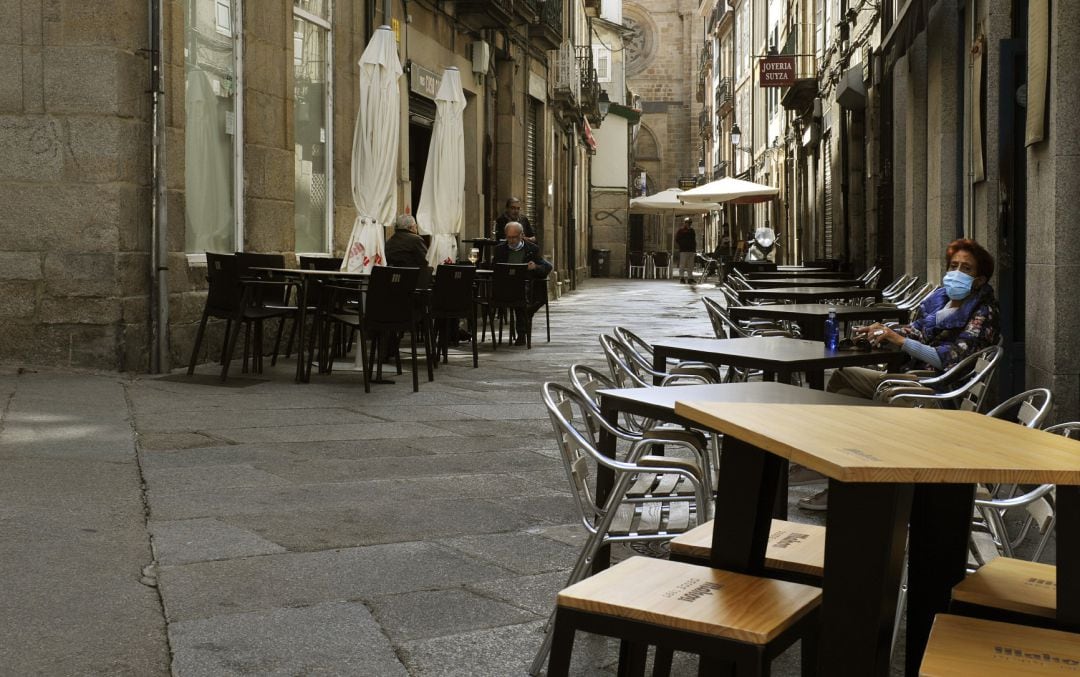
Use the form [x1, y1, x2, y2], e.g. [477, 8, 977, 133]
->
[527, 382, 709, 676]
[874, 345, 1004, 411]
[612, 326, 721, 383]
[598, 334, 712, 389]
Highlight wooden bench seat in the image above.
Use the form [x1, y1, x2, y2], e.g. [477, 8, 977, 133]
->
[951, 557, 1056, 621]
[548, 556, 821, 676]
[920, 614, 1080, 676]
[669, 518, 826, 579]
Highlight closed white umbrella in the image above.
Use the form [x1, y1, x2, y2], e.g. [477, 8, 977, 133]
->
[678, 176, 778, 204]
[341, 26, 402, 273]
[415, 67, 466, 267]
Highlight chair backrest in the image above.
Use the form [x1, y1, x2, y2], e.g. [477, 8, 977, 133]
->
[985, 388, 1053, 428]
[881, 273, 911, 295]
[944, 346, 1004, 412]
[491, 263, 531, 305]
[612, 326, 655, 363]
[204, 252, 243, 312]
[364, 266, 421, 327]
[299, 255, 343, 271]
[430, 264, 477, 316]
[862, 268, 882, 288]
[542, 381, 612, 525]
[628, 251, 646, 266]
[702, 296, 750, 339]
[884, 276, 918, 301]
[1044, 421, 1080, 439]
[235, 252, 290, 305]
[896, 283, 935, 311]
[568, 363, 618, 407]
[599, 334, 650, 388]
[652, 251, 670, 267]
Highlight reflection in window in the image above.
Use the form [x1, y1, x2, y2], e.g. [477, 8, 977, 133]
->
[185, 0, 238, 254]
[293, 9, 330, 253]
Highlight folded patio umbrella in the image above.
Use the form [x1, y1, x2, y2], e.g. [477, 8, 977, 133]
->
[415, 67, 466, 267]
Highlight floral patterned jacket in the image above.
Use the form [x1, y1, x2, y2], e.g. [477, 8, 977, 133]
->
[896, 283, 999, 372]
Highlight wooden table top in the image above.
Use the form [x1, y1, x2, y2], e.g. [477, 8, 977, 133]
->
[672, 402, 1080, 485]
[598, 381, 875, 411]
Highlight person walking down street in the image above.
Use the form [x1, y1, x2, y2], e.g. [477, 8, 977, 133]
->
[494, 197, 536, 242]
[384, 214, 429, 268]
[490, 222, 552, 345]
[675, 218, 697, 283]
[792, 237, 1001, 512]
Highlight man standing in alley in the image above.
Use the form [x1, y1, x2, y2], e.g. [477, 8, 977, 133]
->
[675, 217, 697, 283]
[494, 197, 536, 242]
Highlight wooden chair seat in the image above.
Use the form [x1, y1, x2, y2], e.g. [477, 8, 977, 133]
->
[920, 614, 1080, 676]
[548, 556, 820, 676]
[670, 519, 826, 580]
[951, 557, 1056, 621]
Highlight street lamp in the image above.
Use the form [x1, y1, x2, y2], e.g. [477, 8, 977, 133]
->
[598, 90, 611, 121]
[730, 122, 742, 148]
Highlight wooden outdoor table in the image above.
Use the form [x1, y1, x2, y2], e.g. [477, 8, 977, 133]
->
[747, 277, 867, 288]
[650, 336, 907, 389]
[253, 267, 368, 383]
[589, 382, 877, 570]
[738, 286, 882, 304]
[728, 304, 910, 341]
[671, 402, 1080, 676]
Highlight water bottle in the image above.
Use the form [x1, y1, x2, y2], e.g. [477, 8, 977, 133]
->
[824, 308, 839, 351]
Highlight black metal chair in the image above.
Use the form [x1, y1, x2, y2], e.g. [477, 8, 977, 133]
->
[187, 252, 296, 381]
[429, 264, 478, 367]
[235, 252, 304, 369]
[363, 266, 432, 392]
[487, 263, 534, 348]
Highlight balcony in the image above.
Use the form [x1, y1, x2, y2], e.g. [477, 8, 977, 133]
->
[530, 0, 563, 51]
[699, 108, 713, 140]
[579, 46, 603, 125]
[716, 77, 733, 114]
[712, 160, 728, 179]
[451, 0, 515, 28]
[552, 40, 580, 107]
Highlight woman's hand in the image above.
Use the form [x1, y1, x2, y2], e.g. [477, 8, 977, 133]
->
[855, 322, 905, 348]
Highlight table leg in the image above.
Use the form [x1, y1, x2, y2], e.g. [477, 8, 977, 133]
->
[1055, 485, 1080, 630]
[806, 369, 825, 390]
[295, 277, 311, 383]
[594, 399, 620, 573]
[762, 370, 776, 382]
[708, 436, 783, 575]
[820, 481, 912, 676]
[904, 483, 973, 676]
[652, 348, 667, 386]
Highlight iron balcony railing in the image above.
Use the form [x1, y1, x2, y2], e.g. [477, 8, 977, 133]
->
[539, 0, 562, 37]
[553, 40, 580, 103]
[716, 76, 733, 109]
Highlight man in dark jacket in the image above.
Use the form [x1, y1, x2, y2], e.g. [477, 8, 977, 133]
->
[384, 214, 428, 268]
[675, 217, 697, 283]
[494, 197, 536, 241]
[489, 221, 551, 345]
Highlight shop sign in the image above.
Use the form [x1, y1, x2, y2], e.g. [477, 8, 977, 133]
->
[409, 63, 441, 100]
[759, 56, 796, 87]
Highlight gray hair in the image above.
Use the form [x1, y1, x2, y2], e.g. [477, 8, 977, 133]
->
[394, 214, 417, 231]
[504, 221, 524, 237]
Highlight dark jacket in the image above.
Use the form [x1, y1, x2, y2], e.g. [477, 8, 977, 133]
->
[494, 214, 535, 239]
[384, 230, 429, 268]
[675, 226, 697, 253]
[897, 283, 999, 371]
[491, 240, 552, 278]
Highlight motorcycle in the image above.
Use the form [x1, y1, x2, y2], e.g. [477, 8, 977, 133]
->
[744, 227, 780, 263]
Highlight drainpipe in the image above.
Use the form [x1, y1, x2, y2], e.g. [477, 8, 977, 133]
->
[149, 0, 169, 373]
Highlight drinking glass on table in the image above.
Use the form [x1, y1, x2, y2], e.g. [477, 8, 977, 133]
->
[468, 248, 480, 265]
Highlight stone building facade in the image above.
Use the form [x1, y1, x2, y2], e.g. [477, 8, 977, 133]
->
[0, 0, 604, 372]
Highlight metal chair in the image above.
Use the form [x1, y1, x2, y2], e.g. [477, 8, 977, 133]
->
[874, 345, 1004, 411]
[429, 264, 478, 367]
[612, 326, 721, 383]
[651, 251, 671, 279]
[627, 251, 647, 279]
[527, 381, 710, 676]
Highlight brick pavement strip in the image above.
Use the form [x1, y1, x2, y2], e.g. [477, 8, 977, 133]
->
[2, 278, 1038, 675]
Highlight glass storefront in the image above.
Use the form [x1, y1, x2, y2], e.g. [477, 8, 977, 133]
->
[293, 1, 332, 253]
[184, 0, 239, 254]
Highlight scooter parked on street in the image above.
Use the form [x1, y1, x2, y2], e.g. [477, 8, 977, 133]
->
[745, 227, 780, 262]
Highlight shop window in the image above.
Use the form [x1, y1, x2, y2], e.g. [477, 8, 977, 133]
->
[185, 0, 241, 256]
[293, 1, 333, 253]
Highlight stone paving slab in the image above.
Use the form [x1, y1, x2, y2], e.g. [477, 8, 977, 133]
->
[169, 601, 407, 677]
[199, 421, 456, 444]
[157, 541, 515, 622]
[368, 588, 538, 643]
[149, 518, 288, 565]
[134, 406, 381, 432]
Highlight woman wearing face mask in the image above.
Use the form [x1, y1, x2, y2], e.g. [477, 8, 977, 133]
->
[793, 240, 1000, 511]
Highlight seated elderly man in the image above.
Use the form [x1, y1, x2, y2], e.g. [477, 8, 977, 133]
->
[490, 221, 552, 345]
[384, 214, 428, 268]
